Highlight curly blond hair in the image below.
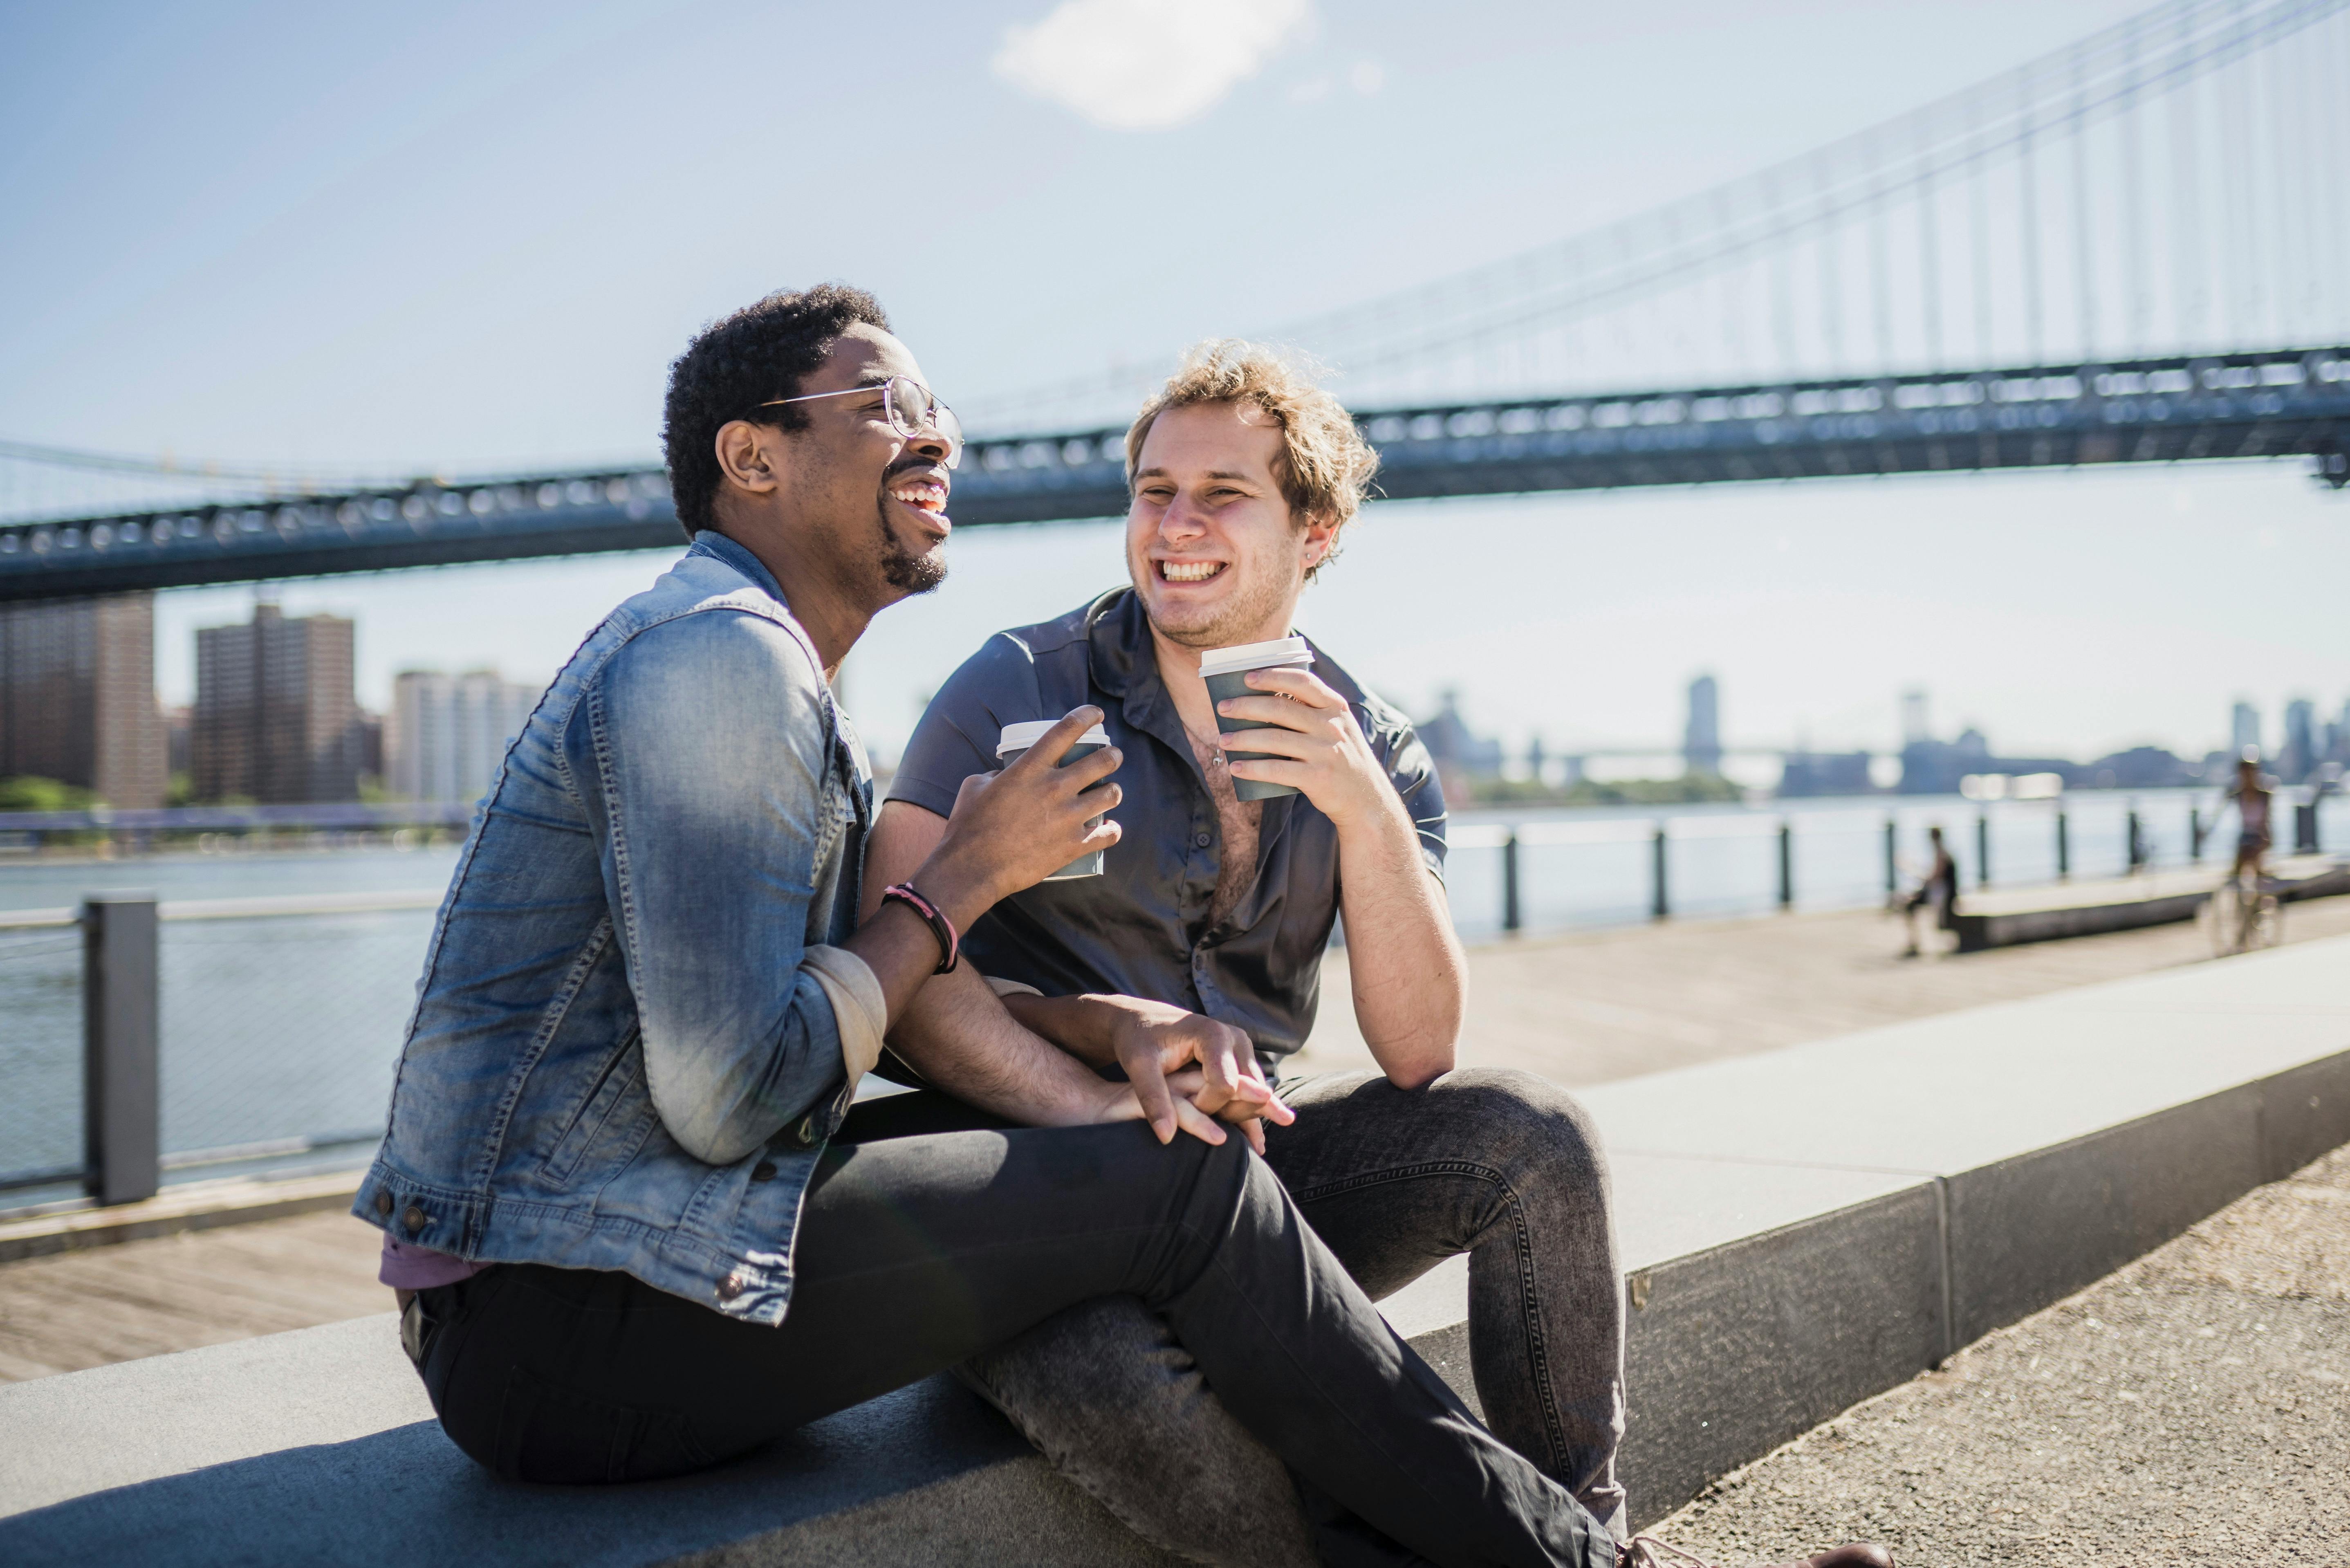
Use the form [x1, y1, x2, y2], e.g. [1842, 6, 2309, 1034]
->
[1122, 340, 1378, 579]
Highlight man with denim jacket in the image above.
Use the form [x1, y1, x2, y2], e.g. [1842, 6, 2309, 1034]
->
[345, 285, 1691, 1568]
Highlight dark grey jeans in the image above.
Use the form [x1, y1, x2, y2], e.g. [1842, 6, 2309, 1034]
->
[957, 1068, 1627, 1567]
[406, 1113, 1617, 1568]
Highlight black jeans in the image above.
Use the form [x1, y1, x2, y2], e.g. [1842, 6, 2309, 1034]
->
[409, 1115, 1616, 1568]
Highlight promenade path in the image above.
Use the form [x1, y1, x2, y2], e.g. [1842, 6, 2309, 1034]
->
[4, 893, 2346, 1383]
[1652, 1141, 2350, 1565]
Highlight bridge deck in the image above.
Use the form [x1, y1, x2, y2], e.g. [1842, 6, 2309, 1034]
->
[3, 347, 2343, 600]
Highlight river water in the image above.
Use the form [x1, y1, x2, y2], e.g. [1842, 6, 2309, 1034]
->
[2, 787, 2333, 1201]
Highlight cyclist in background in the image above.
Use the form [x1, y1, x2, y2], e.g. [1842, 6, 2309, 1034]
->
[2216, 751, 2276, 884]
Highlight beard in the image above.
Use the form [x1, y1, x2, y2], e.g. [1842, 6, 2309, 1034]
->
[875, 498, 947, 594]
[1141, 556, 1298, 649]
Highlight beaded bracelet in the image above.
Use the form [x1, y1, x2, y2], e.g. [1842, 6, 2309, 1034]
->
[881, 882, 959, 975]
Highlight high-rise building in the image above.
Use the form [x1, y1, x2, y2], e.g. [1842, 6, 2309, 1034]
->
[0, 594, 167, 808]
[386, 670, 541, 803]
[192, 603, 363, 803]
[2281, 698, 2316, 783]
[2231, 701, 2261, 758]
[1683, 674, 1721, 776]
[1900, 689, 1930, 744]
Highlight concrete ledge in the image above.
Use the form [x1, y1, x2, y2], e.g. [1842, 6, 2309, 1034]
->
[1950, 853, 2346, 951]
[4, 936, 2347, 1561]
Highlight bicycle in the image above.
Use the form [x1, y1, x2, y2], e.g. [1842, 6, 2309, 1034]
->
[2202, 867, 2281, 956]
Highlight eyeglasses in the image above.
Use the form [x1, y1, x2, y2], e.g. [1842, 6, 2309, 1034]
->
[760, 376, 963, 470]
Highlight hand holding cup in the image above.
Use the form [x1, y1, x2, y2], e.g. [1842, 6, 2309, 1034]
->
[923, 708, 1122, 924]
[1212, 665, 1399, 832]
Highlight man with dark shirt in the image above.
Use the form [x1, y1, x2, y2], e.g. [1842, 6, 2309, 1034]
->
[867, 342, 1630, 1559]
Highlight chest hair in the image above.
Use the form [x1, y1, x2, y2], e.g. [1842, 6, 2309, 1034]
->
[1182, 724, 1264, 932]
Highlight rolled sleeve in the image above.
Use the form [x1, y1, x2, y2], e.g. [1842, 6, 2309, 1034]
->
[887, 633, 1045, 820]
[576, 611, 861, 1167]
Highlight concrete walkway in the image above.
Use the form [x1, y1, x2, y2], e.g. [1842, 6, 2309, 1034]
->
[1650, 1143, 2350, 1565]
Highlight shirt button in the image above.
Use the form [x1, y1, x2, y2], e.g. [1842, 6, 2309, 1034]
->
[402, 1205, 427, 1234]
[751, 1161, 777, 1182]
[1193, 832, 1213, 848]
[374, 1191, 392, 1218]
[717, 1272, 745, 1302]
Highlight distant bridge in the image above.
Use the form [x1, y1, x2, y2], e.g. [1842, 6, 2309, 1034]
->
[0, 345, 2340, 601]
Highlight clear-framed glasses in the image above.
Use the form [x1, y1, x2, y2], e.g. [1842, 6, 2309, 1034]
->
[759, 375, 963, 470]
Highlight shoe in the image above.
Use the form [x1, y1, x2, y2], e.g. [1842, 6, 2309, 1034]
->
[1620, 1536, 1893, 1568]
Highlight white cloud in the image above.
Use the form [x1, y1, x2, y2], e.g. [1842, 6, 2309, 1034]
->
[992, 0, 1314, 131]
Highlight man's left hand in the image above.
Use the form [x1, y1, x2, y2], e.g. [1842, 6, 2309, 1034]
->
[1216, 666, 1405, 833]
[1095, 994, 1295, 1153]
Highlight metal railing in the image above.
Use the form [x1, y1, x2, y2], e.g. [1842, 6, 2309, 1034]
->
[0, 889, 439, 1200]
[1447, 792, 2345, 942]
[4, 791, 2341, 1201]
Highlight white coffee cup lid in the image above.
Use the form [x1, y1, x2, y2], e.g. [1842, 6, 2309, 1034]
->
[997, 720, 1112, 758]
[1196, 636, 1313, 680]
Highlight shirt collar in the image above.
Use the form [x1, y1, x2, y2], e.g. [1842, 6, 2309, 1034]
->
[689, 529, 789, 605]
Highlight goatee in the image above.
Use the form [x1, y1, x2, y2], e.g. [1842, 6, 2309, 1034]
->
[877, 504, 947, 594]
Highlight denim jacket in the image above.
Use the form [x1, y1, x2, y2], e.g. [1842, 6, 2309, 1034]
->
[351, 532, 882, 1327]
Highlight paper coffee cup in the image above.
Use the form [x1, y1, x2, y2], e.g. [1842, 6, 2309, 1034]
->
[1197, 636, 1314, 802]
[997, 721, 1113, 879]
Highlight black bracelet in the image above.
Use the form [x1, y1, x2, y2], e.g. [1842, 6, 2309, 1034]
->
[881, 882, 959, 974]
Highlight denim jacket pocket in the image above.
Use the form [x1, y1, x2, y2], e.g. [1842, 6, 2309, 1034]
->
[541, 1030, 650, 1185]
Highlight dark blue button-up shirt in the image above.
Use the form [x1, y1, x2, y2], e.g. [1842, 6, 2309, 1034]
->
[888, 589, 1446, 1065]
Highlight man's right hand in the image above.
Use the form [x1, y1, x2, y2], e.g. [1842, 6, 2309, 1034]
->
[915, 708, 1122, 929]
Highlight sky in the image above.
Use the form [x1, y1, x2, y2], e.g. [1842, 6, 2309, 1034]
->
[3, 0, 2344, 765]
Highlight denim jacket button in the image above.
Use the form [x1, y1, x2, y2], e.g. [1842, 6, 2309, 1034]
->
[717, 1272, 745, 1301]
[374, 1191, 392, 1218]
[401, 1205, 427, 1233]
[751, 1161, 777, 1182]
[1193, 831, 1213, 848]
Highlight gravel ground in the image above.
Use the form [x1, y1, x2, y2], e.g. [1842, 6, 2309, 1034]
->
[1648, 1143, 2350, 1566]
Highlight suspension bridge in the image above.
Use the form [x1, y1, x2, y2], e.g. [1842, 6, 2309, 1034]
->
[2, 0, 2345, 603]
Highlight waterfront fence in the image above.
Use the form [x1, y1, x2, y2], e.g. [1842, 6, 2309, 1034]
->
[0, 891, 438, 1202]
[1444, 790, 2348, 944]
[4, 789, 2344, 1207]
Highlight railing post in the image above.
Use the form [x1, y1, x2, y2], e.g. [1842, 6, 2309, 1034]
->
[2188, 805, 2202, 862]
[2056, 810, 2070, 878]
[2126, 810, 2145, 870]
[1776, 819, 1794, 910]
[1650, 823, 1669, 921]
[1501, 830, 1522, 935]
[1882, 817, 1897, 897]
[83, 894, 159, 1207]
[1976, 814, 1991, 888]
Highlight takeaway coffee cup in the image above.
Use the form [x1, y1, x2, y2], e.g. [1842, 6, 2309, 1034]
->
[1198, 636, 1315, 802]
[997, 720, 1114, 879]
